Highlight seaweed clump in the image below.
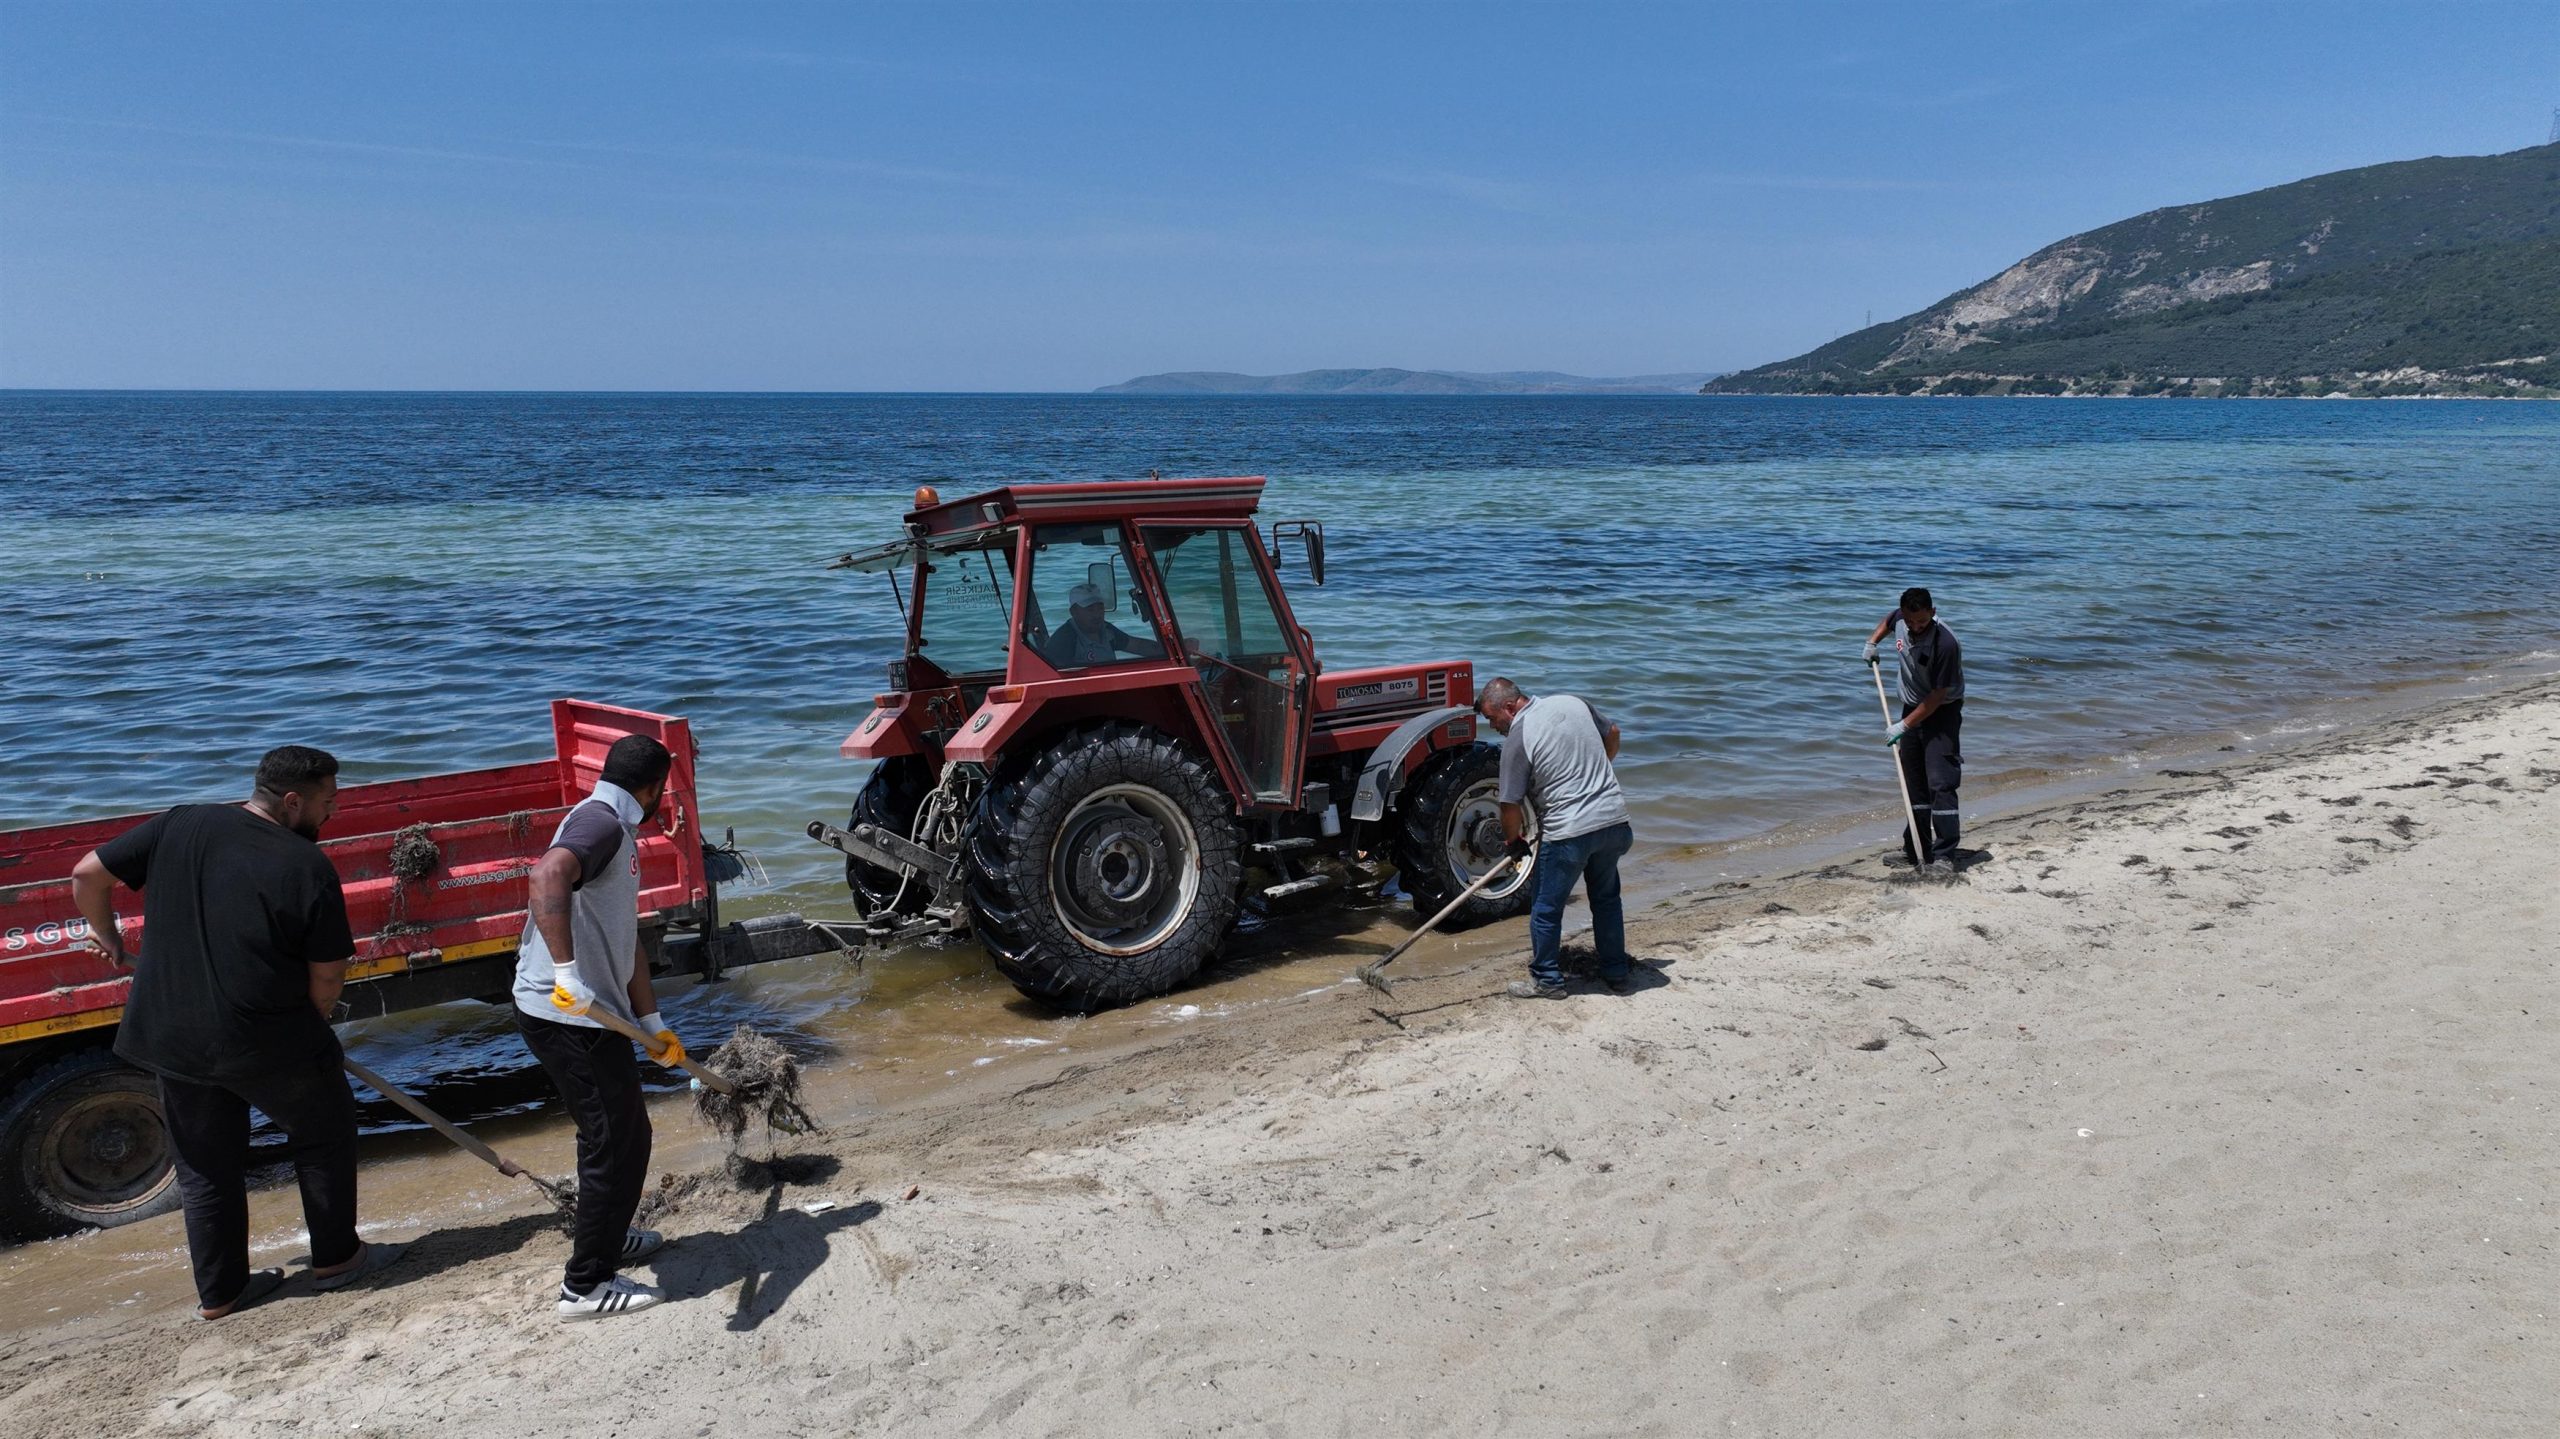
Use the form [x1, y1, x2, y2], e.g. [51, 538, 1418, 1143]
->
[691, 1024, 813, 1140]
[387, 825, 442, 882]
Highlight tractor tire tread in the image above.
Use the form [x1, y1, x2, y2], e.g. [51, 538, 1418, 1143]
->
[1390, 742, 1538, 929]
[0, 1046, 180, 1242]
[845, 757, 934, 916]
[962, 722, 1242, 1011]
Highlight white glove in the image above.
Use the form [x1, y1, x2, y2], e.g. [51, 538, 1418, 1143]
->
[636, 1010, 685, 1067]
[1861, 641, 1880, 665]
[548, 964, 598, 1017]
[1885, 719, 1908, 746]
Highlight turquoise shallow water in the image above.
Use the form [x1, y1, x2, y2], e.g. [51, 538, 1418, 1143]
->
[5, 392, 2558, 1117]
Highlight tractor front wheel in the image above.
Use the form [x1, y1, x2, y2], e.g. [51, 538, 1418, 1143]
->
[1392, 742, 1539, 927]
[964, 724, 1242, 1011]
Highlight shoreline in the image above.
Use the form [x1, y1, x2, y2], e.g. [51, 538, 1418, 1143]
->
[2, 673, 2554, 1434]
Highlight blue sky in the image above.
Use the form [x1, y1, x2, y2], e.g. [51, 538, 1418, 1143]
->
[3, 1, 2556, 391]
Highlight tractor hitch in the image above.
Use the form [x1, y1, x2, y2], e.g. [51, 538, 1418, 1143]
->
[806, 818, 965, 908]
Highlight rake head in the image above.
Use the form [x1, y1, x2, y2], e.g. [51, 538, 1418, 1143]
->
[692, 1024, 820, 1140]
[1356, 962, 1396, 996]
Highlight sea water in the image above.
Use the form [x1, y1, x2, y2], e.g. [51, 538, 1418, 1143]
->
[5, 392, 2557, 1120]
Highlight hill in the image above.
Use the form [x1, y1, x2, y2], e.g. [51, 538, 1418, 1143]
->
[1706, 143, 2560, 398]
[1099, 368, 1718, 395]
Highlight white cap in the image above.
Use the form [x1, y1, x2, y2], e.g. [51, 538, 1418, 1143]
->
[1067, 583, 1104, 607]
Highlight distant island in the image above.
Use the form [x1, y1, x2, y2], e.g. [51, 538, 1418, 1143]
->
[1707, 141, 2560, 399]
[1099, 368, 1720, 395]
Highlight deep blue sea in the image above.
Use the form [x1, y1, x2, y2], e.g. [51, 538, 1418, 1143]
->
[5, 390, 2560, 1137]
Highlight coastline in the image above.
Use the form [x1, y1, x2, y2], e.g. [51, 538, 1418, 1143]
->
[1696, 391, 2560, 400]
[3, 674, 2554, 1435]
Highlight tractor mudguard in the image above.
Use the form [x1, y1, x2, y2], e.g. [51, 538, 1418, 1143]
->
[843, 696, 921, 759]
[1348, 705, 1477, 822]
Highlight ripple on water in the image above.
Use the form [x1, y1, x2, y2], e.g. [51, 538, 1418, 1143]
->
[6, 392, 2560, 1106]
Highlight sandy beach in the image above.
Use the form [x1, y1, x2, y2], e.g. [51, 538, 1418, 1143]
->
[2, 677, 2553, 1437]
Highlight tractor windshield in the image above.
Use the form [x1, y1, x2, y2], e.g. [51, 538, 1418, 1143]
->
[914, 535, 1016, 679]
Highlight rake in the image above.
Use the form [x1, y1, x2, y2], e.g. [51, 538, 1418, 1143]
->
[1871, 658, 1956, 881]
[341, 1055, 576, 1215]
[1356, 854, 1526, 997]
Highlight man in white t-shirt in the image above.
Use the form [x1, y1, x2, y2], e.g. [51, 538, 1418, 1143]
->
[1477, 676, 1635, 998]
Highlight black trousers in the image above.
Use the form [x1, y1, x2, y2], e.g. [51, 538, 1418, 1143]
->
[157, 1042, 362, 1311]
[1898, 700, 1963, 862]
[517, 1011, 653, 1294]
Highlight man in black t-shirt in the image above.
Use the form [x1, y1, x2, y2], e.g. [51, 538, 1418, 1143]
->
[68, 745, 406, 1319]
[1863, 587, 1967, 870]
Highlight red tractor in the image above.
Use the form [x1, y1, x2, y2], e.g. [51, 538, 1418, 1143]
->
[807, 475, 1538, 1009]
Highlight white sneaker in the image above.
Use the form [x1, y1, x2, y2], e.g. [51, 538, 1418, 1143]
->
[557, 1274, 663, 1322]
[621, 1228, 666, 1263]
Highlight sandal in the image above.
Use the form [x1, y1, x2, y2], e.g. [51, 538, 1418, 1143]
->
[312, 1240, 409, 1293]
[198, 1267, 286, 1320]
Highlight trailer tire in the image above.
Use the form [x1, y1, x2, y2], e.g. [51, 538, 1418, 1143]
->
[964, 723, 1242, 1011]
[844, 756, 934, 916]
[0, 1047, 180, 1240]
[1391, 742, 1538, 928]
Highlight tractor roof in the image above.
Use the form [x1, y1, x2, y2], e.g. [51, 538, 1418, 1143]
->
[915, 475, 1266, 536]
[829, 475, 1267, 573]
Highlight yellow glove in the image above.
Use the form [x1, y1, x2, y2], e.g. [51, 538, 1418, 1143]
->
[637, 1012, 684, 1068]
[549, 964, 597, 1017]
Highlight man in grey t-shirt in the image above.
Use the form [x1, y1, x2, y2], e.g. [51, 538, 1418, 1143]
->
[1478, 676, 1636, 998]
[514, 733, 688, 1321]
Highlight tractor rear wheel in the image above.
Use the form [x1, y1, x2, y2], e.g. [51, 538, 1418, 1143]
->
[0, 1047, 180, 1240]
[964, 723, 1242, 1011]
[844, 756, 934, 916]
[1392, 742, 1538, 927]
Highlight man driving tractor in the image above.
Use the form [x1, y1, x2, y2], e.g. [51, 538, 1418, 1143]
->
[1038, 582, 1168, 668]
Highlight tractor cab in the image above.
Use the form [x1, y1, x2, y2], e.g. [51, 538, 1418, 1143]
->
[830, 476, 1325, 811]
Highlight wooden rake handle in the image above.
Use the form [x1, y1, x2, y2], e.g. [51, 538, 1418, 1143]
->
[578, 1004, 740, 1096]
[342, 1055, 526, 1178]
[1872, 658, 1929, 861]
[1369, 854, 1527, 975]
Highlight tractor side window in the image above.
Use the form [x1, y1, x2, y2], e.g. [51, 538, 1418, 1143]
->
[916, 540, 1016, 679]
[1140, 527, 1292, 664]
[1023, 524, 1163, 671]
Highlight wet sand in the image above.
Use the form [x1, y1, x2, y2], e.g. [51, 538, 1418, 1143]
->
[2, 678, 2554, 1436]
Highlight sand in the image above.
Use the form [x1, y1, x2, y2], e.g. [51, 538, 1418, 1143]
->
[2, 680, 2553, 1437]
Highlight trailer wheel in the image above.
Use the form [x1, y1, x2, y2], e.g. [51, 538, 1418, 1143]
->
[0, 1048, 180, 1240]
[844, 756, 934, 916]
[964, 723, 1242, 1011]
[1391, 742, 1538, 927]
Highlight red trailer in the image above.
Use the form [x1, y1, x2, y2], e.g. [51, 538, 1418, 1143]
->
[0, 699, 838, 1239]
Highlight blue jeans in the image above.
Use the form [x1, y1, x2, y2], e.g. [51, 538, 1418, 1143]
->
[1528, 821, 1634, 988]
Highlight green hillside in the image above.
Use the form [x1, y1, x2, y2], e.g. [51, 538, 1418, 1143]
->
[1708, 143, 2560, 397]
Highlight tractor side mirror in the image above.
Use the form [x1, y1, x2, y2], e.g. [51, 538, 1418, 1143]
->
[1273, 520, 1326, 586]
[1086, 561, 1118, 611]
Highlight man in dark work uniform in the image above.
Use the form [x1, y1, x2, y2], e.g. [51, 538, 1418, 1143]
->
[1863, 587, 1966, 873]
